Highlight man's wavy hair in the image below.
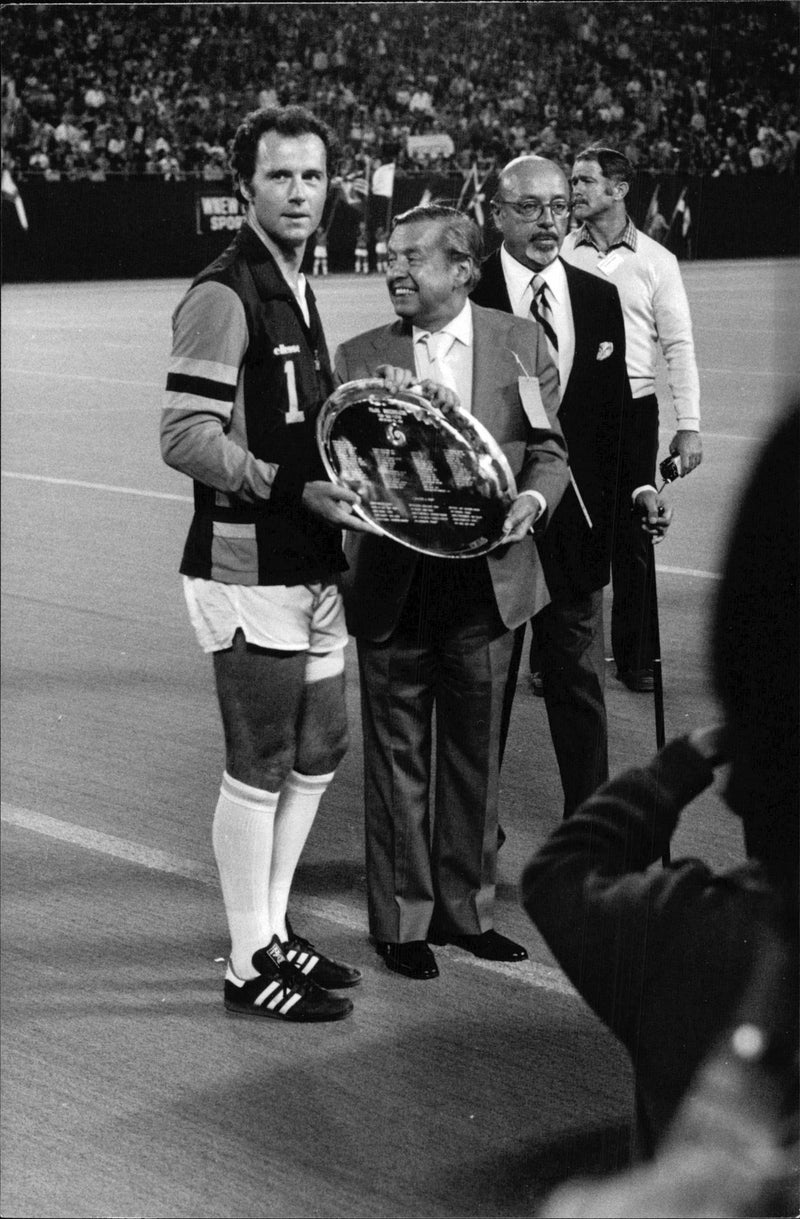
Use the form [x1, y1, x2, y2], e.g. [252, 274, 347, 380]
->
[230, 106, 340, 189]
[574, 145, 635, 189]
[390, 203, 483, 291]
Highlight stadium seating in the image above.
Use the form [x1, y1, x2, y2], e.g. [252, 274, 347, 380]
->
[2, 3, 797, 185]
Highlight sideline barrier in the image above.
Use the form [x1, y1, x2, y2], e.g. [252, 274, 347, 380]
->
[2, 171, 797, 283]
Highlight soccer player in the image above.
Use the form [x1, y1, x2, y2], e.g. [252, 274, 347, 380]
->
[161, 106, 376, 1022]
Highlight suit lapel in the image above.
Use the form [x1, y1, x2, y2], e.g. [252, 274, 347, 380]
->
[561, 259, 591, 367]
[559, 259, 586, 402]
[364, 309, 506, 431]
[478, 250, 513, 313]
[470, 303, 504, 431]
[369, 319, 415, 373]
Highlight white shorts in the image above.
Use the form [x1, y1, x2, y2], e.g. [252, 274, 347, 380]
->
[183, 577, 348, 655]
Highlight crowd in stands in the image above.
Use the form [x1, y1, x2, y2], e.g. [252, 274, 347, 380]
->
[2, 2, 797, 187]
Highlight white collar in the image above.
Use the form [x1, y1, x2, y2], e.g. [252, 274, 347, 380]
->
[413, 299, 473, 348]
[534, 256, 567, 305]
[500, 245, 567, 306]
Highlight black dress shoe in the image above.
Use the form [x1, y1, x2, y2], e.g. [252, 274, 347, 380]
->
[617, 667, 655, 693]
[431, 929, 528, 962]
[375, 940, 439, 979]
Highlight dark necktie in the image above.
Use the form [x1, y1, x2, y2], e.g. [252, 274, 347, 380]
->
[530, 275, 559, 372]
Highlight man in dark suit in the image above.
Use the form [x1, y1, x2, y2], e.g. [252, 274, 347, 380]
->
[471, 156, 671, 817]
[334, 204, 568, 979]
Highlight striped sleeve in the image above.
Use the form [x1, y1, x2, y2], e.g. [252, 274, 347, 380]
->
[165, 280, 244, 415]
[160, 280, 279, 502]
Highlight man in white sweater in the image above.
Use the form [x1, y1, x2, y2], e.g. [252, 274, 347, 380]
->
[562, 147, 701, 692]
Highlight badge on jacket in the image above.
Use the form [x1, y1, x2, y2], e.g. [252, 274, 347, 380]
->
[518, 376, 551, 428]
[596, 342, 614, 361]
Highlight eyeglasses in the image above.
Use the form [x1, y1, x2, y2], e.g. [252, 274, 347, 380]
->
[494, 198, 570, 220]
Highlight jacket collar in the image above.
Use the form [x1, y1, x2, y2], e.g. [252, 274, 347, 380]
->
[366, 303, 506, 434]
[238, 223, 318, 310]
[571, 215, 638, 253]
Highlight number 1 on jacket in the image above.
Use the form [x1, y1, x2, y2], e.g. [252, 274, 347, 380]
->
[283, 360, 306, 424]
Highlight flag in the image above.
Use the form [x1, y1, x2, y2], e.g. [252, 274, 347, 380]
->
[457, 162, 490, 228]
[371, 162, 395, 199]
[339, 169, 369, 211]
[644, 184, 659, 231]
[671, 187, 691, 238]
[681, 198, 691, 238]
[2, 167, 29, 231]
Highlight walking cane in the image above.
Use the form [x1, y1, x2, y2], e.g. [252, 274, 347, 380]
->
[647, 544, 667, 755]
[643, 543, 670, 866]
[651, 455, 681, 865]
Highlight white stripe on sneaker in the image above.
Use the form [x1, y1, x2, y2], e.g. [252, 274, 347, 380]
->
[279, 992, 302, 1014]
[257, 982, 282, 1007]
[287, 947, 319, 975]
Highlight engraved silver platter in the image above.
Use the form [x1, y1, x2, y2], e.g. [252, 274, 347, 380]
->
[317, 378, 517, 557]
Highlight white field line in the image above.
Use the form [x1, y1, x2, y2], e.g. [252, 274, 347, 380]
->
[1, 470, 723, 578]
[655, 565, 722, 581]
[4, 405, 161, 417]
[2, 367, 162, 389]
[1, 470, 191, 502]
[656, 426, 762, 443]
[699, 366, 798, 378]
[1, 801, 577, 997]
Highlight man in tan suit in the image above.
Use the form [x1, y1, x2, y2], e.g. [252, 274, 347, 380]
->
[334, 205, 567, 979]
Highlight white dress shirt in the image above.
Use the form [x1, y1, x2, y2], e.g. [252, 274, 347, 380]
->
[413, 299, 546, 519]
[500, 245, 574, 397]
[413, 299, 473, 413]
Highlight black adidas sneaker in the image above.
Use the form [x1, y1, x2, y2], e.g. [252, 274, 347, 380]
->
[283, 919, 362, 990]
[224, 936, 353, 1022]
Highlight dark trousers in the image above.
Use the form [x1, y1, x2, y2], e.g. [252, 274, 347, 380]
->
[358, 557, 515, 943]
[501, 589, 608, 818]
[611, 394, 660, 674]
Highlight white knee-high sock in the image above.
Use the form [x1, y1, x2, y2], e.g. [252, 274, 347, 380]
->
[212, 771, 279, 978]
[269, 769, 335, 942]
